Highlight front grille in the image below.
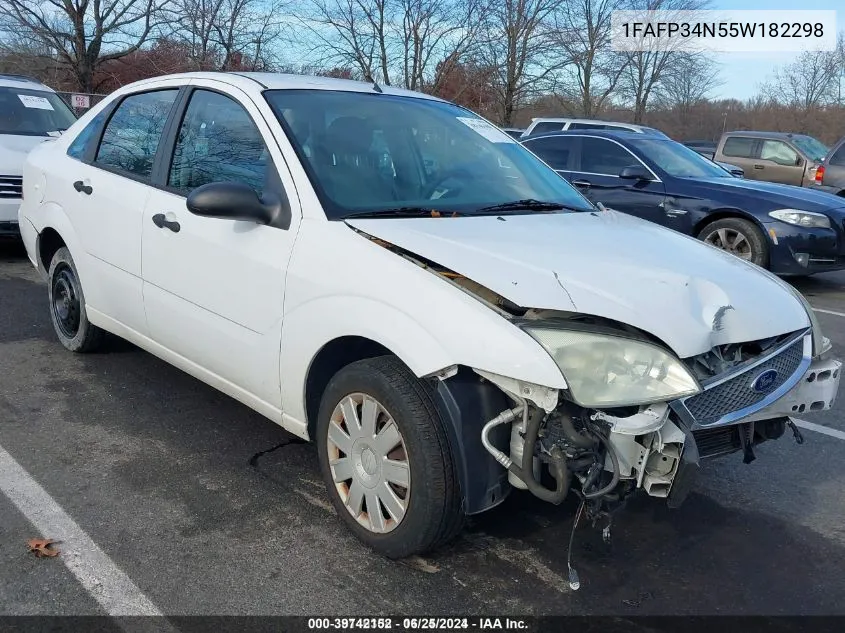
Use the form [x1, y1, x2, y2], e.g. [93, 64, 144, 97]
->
[683, 336, 804, 426]
[693, 426, 742, 458]
[0, 175, 23, 199]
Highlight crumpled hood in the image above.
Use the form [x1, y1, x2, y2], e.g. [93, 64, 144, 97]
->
[347, 210, 810, 359]
[0, 135, 52, 174]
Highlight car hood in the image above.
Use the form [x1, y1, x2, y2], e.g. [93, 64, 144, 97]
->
[347, 210, 810, 359]
[0, 135, 53, 174]
[684, 176, 845, 212]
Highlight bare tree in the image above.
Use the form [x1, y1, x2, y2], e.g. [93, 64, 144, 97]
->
[397, 0, 486, 92]
[0, 0, 169, 92]
[656, 52, 721, 112]
[762, 36, 845, 112]
[618, 0, 710, 123]
[172, 0, 225, 68]
[555, 0, 628, 117]
[480, 0, 568, 126]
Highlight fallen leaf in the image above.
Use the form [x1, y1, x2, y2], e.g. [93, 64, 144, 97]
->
[430, 210, 441, 217]
[27, 538, 60, 558]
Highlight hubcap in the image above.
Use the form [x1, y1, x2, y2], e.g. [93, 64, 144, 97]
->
[704, 228, 753, 260]
[51, 264, 81, 338]
[326, 393, 410, 534]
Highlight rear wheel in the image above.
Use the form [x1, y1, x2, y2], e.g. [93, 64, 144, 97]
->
[698, 217, 768, 268]
[47, 247, 105, 352]
[316, 356, 463, 558]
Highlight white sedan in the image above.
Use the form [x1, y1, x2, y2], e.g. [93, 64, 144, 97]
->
[17, 72, 841, 559]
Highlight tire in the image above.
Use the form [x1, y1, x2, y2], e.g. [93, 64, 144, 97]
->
[697, 217, 768, 268]
[47, 247, 105, 353]
[316, 356, 464, 558]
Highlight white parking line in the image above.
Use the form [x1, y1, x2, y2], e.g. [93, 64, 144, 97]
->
[0, 444, 165, 617]
[792, 418, 845, 442]
[812, 307, 845, 318]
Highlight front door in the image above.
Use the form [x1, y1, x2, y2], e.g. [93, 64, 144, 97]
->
[141, 84, 301, 412]
[757, 139, 804, 186]
[570, 136, 672, 229]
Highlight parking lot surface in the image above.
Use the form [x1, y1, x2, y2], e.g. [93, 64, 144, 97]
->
[2, 239, 845, 616]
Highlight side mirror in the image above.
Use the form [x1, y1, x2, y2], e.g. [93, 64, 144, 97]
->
[186, 182, 291, 230]
[795, 156, 804, 167]
[619, 165, 652, 181]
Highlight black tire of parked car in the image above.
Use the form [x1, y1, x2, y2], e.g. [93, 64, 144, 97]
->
[697, 217, 769, 268]
[316, 355, 464, 558]
[47, 247, 106, 353]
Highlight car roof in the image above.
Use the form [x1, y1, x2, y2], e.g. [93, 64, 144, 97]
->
[0, 74, 55, 91]
[522, 130, 660, 142]
[722, 130, 810, 139]
[121, 71, 445, 102]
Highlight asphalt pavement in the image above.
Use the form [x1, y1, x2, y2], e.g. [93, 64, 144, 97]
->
[2, 238, 845, 617]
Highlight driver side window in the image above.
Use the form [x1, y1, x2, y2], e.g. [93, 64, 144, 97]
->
[760, 140, 798, 166]
[168, 89, 271, 196]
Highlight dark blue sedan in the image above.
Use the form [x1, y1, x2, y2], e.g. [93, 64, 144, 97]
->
[522, 130, 845, 275]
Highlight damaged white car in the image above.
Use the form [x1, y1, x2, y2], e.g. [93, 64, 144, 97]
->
[18, 72, 842, 566]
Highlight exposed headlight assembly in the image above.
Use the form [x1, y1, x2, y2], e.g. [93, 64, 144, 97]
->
[523, 327, 701, 408]
[769, 209, 831, 229]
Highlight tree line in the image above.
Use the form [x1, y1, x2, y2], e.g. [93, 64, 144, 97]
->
[1, 0, 844, 142]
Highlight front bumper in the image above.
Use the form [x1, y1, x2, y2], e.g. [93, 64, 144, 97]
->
[765, 220, 845, 275]
[0, 199, 21, 236]
[611, 337, 841, 506]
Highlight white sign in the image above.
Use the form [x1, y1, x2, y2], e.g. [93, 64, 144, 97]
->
[71, 94, 91, 109]
[17, 95, 54, 110]
[456, 117, 515, 144]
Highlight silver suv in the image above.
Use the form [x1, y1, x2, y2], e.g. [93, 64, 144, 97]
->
[520, 117, 669, 139]
[813, 136, 845, 197]
[0, 74, 76, 237]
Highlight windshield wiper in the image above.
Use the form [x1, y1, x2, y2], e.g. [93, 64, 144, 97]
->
[473, 199, 584, 214]
[344, 207, 465, 219]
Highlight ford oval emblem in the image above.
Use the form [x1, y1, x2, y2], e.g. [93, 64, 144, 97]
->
[751, 369, 779, 393]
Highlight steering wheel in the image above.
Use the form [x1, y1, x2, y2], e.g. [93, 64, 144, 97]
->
[422, 167, 475, 199]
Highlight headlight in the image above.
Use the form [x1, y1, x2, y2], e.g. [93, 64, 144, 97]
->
[523, 327, 701, 408]
[769, 209, 831, 229]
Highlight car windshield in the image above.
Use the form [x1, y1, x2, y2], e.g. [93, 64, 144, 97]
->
[263, 89, 594, 219]
[791, 135, 828, 162]
[633, 138, 733, 178]
[0, 87, 76, 137]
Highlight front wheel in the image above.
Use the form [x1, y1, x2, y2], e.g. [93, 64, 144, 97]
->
[697, 217, 768, 268]
[316, 356, 463, 558]
[47, 247, 105, 353]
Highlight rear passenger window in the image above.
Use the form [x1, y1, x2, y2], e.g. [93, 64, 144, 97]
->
[524, 136, 573, 170]
[67, 107, 111, 160]
[168, 90, 270, 195]
[530, 122, 564, 135]
[95, 90, 178, 179]
[829, 144, 845, 166]
[722, 137, 755, 158]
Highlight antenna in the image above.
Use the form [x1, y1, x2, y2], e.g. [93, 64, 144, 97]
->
[372, 81, 383, 94]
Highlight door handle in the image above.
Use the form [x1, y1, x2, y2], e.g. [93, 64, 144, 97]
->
[753, 164, 765, 170]
[571, 179, 591, 188]
[73, 180, 93, 195]
[152, 213, 181, 233]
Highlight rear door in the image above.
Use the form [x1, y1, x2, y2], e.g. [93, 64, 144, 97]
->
[718, 136, 758, 179]
[568, 136, 670, 227]
[59, 85, 182, 336]
[521, 135, 577, 181]
[757, 139, 804, 185]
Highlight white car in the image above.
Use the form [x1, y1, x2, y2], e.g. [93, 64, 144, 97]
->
[18, 72, 842, 560]
[1, 74, 77, 238]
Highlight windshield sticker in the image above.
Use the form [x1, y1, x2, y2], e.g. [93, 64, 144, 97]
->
[18, 95, 54, 110]
[456, 117, 515, 144]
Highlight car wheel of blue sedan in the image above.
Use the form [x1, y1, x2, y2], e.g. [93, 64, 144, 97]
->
[698, 217, 768, 268]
